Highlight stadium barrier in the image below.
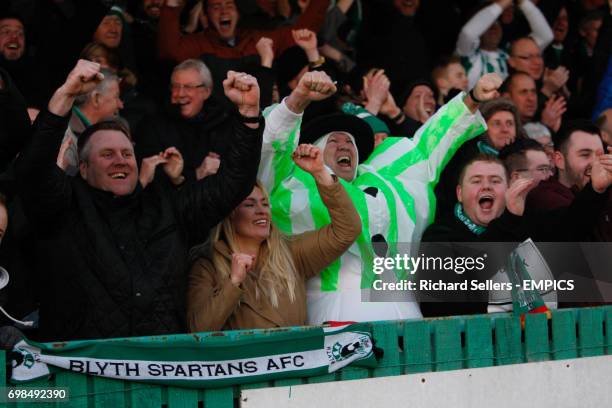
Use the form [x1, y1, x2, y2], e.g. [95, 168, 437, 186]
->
[1, 306, 611, 407]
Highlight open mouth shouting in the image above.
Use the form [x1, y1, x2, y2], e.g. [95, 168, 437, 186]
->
[336, 155, 352, 168]
[478, 194, 495, 213]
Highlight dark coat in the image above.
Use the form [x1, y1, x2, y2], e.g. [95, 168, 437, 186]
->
[135, 96, 235, 183]
[420, 184, 609, 317]
[419, 211, 526, 317]
[18, 109, 262, 342]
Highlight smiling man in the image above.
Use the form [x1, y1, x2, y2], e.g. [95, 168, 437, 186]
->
[528, 120, 609, 211]
[135, 59, 239, 182]
[19, 60, 263, 341]
[0, 16, 24, 61]
[0, 14, 47, 109]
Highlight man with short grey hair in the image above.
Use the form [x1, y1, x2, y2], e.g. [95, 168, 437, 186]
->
[135, 59, 236, 182]
[59, 68, 124, 176]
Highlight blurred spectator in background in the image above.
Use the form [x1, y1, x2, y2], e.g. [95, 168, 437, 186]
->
[356, 0, 429, 97]
[432, 56, 469, 105]
[58, 67, 123, 176]
[457, 0, 552, 89]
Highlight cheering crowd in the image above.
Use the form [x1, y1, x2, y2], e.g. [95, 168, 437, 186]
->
[0, 0, 610, 343]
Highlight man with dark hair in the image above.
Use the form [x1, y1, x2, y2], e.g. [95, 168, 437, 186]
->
[400, 81, 437, 124]
[432, 56, 469, 105]
[499, 137, 553, 185]
[0, 13, 46, 110]
[528, 119, 607, 210]
[17, 60, 262, 341]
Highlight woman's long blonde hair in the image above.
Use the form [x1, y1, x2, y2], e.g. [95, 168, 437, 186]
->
[208, 181, 298, 307]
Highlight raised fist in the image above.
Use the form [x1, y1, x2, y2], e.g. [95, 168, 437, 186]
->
[292, 29, 318, 52]
[295, 71, 337, 102]
[223, 71, 260, 117]
[292, 144, 324, 175]
[230, 253, 254, 286]
[256, 37, 274, 68]
[472, 73, 503, 103]
[62, 59, 104, 97]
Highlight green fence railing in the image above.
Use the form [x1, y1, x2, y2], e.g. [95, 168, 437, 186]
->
[2, 306, 611, 407]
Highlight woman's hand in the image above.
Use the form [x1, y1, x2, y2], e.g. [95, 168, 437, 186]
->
[230, 253, 254, 286]
[293, 144, 334, 185]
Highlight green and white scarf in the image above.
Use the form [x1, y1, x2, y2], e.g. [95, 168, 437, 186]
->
[454, 202, 486, 236]
[11, 324, 377, 389]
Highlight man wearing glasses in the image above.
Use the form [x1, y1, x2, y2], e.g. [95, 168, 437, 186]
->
[500, 138, 553, 185]
[135, 59, 238, 182]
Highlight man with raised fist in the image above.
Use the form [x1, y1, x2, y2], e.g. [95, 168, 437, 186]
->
[18, 60, 262, 341]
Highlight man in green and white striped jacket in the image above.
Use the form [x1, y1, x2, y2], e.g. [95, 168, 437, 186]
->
[258, 71, 502, 324]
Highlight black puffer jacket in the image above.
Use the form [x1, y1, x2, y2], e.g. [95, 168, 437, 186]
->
[19, 109, 262, 342]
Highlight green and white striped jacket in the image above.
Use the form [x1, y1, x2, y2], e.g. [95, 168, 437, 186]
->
[258, 93, 486, 324]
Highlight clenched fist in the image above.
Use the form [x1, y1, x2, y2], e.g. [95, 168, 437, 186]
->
[286, 71, 337, 114]
[230, 253, 254, 286]
[472, 73, 503, 103]
[223, 71, 260, 118]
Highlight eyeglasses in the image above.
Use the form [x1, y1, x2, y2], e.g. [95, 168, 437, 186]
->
[516, 165, 553, 176]
[514, 54, 543, 62]
[169, 83, 207, 92]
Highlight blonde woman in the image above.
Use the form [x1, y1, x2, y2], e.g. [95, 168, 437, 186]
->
[187, 144, 361, 331]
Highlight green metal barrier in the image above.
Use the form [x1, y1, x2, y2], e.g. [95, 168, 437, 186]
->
[2, 306, 611, 407]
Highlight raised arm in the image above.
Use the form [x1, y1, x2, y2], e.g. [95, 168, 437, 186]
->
[158, 1, 210, 62]
[19, 60, 104, 221]
[520, 0, 554, 49]
[258, 71, 336, 193]
[177, 71, 263, 244]
[366, 74, 502, 185]
[456, 1, 508, 56]
[289, 144, 361, 278]
[268, 0, 329, 55]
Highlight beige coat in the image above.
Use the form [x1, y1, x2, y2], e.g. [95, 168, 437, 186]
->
[187, 179, 361, 331]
